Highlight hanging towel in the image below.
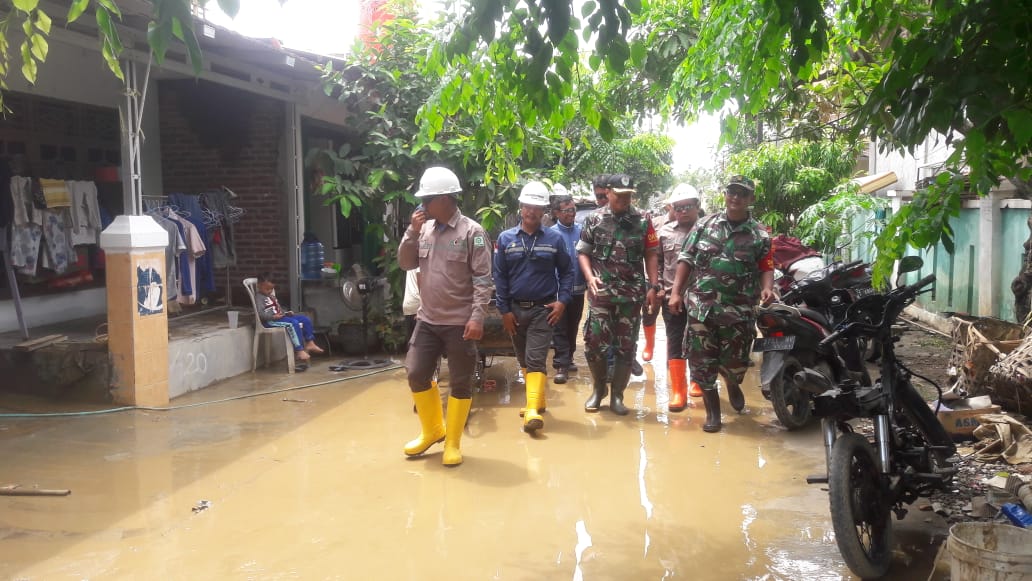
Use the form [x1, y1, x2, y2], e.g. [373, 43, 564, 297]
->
[40, 178, 72, 208]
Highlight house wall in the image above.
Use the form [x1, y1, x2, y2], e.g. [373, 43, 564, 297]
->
[157, 80, 292, 303]
[865, 135, 1031, 324]
[0, 35, 166, 333]
[853, 202, 1031, 323]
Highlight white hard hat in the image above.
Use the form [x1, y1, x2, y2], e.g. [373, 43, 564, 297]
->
[416, 166, 462, 197]
[550, 183, 569, 198]
[518, 181, 551, 206]
[665, 183, 701, 206]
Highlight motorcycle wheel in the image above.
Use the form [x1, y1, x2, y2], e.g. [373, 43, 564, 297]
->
[769, 355, 812, 430]
[828, 432, 894, 579]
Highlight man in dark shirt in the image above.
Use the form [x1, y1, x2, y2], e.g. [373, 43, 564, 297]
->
[493, 181, 574, 434]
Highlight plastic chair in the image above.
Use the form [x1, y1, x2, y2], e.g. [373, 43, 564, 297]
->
[243, 277, 295, 374]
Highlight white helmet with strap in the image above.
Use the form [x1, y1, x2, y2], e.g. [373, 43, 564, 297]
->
[665, 183, 701, 206]
[416, 166, 462, 197]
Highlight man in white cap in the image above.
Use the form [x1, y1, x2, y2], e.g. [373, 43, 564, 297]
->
[657, 183, 704, 412]
[493, 181, 574, 434]
[398, 166, 494, 465]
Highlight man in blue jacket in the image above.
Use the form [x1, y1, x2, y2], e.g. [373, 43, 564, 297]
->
[493, 181, 574, 434]
[550, 193, 584, 384]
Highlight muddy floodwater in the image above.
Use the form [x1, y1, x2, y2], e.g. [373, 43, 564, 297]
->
[1, 337, 950, 579]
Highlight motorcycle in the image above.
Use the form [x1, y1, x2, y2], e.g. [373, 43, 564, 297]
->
[754, 261, 874, 430]
[803, 257, 957, 579]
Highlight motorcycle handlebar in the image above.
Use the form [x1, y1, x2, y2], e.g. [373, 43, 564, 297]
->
[819, 274, 936, 347]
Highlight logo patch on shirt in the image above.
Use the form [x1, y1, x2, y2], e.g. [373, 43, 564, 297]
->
[473, 236, 486, 247]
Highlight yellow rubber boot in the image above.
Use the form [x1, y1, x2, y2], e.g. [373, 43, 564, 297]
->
[642, 324, 657, 361]
[519, 367, 546, 416]
[404, 386, 446, 456]
[523, 372, 546, 433]
[442, 396, 473, 466]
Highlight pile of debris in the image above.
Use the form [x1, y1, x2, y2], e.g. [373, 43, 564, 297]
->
[924, 412, 1032, 525]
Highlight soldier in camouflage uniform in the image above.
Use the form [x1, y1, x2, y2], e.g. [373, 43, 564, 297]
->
[577, 173, 661, 415]
[669, 176, 776, 432]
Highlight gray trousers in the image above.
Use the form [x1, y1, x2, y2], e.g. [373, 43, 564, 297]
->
[511, 303, 555, 374]
[405, 321, 477, 399]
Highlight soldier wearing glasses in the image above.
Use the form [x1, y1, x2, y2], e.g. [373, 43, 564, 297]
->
[657, 184, 704, 412]
[493, 181, 574, 434]
[669, 175, 776, 432]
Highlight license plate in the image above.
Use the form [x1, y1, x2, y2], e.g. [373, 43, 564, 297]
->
[753, 336, 796, 352]
[852, 286, 876, 298]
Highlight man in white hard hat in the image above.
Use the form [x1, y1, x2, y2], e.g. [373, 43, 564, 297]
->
[657, 183, 704, 412]
[398, 166, 494, 466]
[493, 181, 574, 434]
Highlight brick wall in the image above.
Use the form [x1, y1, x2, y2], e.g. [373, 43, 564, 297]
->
[158, 79, 292, 304]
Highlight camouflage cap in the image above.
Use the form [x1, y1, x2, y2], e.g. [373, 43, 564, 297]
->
[726, 175, 756, 193]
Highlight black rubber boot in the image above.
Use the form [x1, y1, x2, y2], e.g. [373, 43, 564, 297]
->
[726, 380, 745, 412]
[702, 389, 722, 432]
[584, 358, 610, 412]
[609, 361, 632, 416]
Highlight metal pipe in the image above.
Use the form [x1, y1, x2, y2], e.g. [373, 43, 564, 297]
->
[821, 418, 837, 474]
[875, 415, 891, 473]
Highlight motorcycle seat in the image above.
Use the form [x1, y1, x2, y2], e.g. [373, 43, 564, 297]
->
[796, 306, 831, 329]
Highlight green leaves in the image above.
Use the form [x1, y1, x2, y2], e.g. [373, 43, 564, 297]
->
[67, 0, 90, 23]
[95, 6, 125, 80]
[12, 0, 40, 12]
[9, 4, 56, 86]
[728, 138, 862, 233]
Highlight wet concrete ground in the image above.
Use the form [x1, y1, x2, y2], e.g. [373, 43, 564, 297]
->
[0, 331, 952, 579]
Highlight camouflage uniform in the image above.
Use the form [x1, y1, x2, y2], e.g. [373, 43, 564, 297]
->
[577, 205, 659, 363]
[678, 212, 772, 391]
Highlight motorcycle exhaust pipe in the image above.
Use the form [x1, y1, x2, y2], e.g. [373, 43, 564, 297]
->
[793, 368, 834, 395]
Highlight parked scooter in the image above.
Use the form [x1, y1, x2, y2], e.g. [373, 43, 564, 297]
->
[803, 257, 957, 579]
[755, 261, 874, 430]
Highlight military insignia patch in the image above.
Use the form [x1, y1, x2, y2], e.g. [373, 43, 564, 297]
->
[474, 236, 486, 247]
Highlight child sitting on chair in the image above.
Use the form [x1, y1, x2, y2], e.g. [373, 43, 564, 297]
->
[256, 273, 324, 362]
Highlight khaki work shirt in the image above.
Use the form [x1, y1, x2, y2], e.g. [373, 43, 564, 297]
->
[658, 220, 695, 291]
[399, 208, 493, 326]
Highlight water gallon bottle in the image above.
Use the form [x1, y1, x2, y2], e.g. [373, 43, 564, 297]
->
[1001, 503, 1032, 528]
[301, 233, 325, 280]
